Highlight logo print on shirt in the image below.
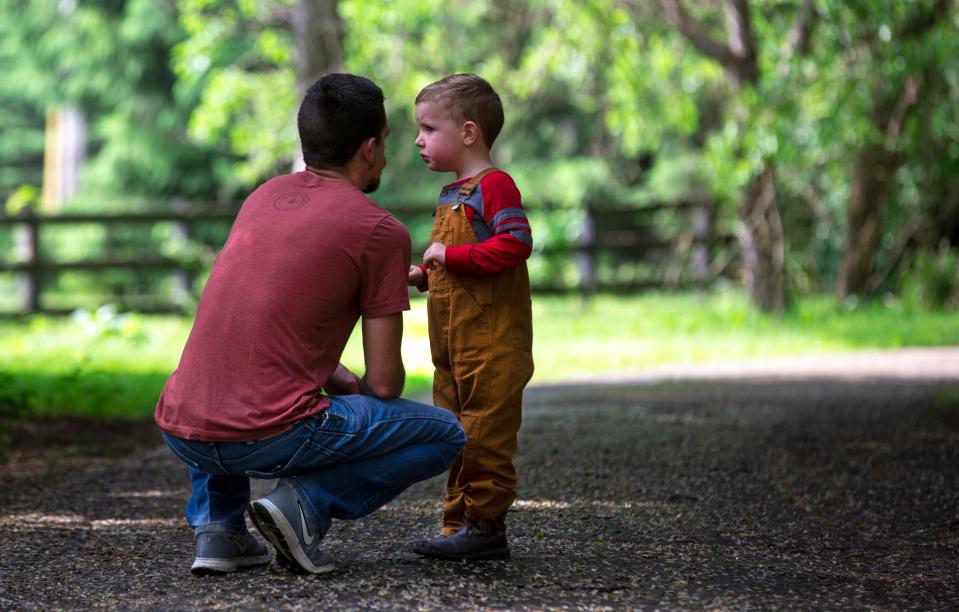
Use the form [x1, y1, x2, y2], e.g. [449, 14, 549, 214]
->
[274, 192, 309, 211]
[298, 502, 315, 545]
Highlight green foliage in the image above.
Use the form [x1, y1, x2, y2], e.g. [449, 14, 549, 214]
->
[4, 185, 40, 216]
[2, 0, 959, 306]
[0, 0, 53, 200]
[0, 373, 31, 419]
[173, 0, 298, 192]
[901, 245, 959, 310]
[0, 305, 163, 418]
[799, 0, 959, 288]
[0, 0, 235, 206]
[168, 0, 672, 201]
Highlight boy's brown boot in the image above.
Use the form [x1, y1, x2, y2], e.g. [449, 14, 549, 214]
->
[412, 514, 509, 561]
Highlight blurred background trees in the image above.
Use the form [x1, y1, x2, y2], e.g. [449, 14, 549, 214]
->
[2, 0, 958, 313]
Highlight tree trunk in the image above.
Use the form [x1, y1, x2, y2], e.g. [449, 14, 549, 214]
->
[836, 143, 901, 299]
[291, 0, 343, 170]
[41, 105, 85, 213]
[738, 165, 786, 312]
[836, 78, 919, 300]
[835, 1, 948, 300]
[654, 0, 790, 312]
[293, 0, 343, 96]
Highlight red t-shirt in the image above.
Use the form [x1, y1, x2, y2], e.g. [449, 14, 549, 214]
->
[155, 172, 412, 441]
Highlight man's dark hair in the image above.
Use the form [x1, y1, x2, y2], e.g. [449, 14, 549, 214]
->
[298, 73, 387, 169]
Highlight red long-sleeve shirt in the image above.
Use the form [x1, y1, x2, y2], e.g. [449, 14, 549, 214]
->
[417, 170, 532, 289]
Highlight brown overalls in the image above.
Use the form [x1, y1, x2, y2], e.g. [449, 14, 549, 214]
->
[426, 168, 534, 536]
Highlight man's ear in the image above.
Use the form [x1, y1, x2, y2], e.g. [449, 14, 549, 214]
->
[360, 137, 378, 164]
[462, 121, 481, 147]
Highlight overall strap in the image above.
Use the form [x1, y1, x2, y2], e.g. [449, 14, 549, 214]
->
[457, 167, 498, 199]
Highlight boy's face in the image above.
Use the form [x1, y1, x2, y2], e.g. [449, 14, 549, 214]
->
[414, 101, 465, 173]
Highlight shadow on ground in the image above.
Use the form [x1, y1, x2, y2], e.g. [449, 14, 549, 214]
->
[1, 368, 958, 609]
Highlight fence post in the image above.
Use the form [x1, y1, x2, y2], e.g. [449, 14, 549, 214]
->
[171, 199, 193, 307]
[690, 199, 714, 284]
[14, 209, 40, 314]
[575, 205, 597, 300]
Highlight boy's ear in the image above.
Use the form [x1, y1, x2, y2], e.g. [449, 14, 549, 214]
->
[462, 121, 481, 147]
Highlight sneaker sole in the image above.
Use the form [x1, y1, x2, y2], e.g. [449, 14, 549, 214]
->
[248, 500, 335, 575]
[190, 552, 272, 576]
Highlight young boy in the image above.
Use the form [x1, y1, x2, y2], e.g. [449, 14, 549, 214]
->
[407, 74, 534, 561]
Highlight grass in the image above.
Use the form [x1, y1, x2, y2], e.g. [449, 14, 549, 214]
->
[2, 290, 958, 420]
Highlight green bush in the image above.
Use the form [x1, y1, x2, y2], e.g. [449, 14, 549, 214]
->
[0, 372, 31, 419]
[5, 291, 959, 421]
[902, 245, 959, 310]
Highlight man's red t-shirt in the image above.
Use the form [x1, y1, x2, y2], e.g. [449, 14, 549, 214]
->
[155, 172, 412, 441]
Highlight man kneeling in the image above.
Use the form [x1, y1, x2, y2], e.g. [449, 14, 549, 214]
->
[155, 73, 466, 575]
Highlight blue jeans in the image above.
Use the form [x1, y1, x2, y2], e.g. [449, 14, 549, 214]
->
[162, 394, 466, 538]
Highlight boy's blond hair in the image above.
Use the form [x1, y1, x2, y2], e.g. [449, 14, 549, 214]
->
[416, 74, 504, 149]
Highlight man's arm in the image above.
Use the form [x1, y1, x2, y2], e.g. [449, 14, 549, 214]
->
[360, 312, 405, 398]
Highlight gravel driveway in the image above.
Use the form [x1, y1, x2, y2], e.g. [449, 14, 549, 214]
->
[2, 348, 958, 609]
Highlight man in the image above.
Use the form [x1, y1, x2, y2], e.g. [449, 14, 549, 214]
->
[155, 73, 466, 576]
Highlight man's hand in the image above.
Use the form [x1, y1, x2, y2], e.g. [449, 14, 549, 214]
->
[323, 363, 361, 396]
[423, 242, 447, 269]
[408, 265, 425, 287]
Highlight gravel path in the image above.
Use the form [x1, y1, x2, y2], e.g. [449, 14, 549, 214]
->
[2, 348, 958, 610]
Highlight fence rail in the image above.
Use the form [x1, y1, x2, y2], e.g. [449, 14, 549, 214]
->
[0, 201, 736, 315]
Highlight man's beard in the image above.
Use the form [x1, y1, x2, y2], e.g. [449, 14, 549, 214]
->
[362, 176, 381, 194]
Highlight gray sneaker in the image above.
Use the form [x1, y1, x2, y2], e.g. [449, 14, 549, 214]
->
[247, 480, 335, 575]
[191, 532, 271, 575]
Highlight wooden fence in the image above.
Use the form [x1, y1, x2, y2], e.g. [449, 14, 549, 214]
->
[0, 202, 736, 315]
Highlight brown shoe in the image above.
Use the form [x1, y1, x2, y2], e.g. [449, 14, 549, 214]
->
[412, 515, 509, 561]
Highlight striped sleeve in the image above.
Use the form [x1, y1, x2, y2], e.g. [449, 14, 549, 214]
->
[490, 208, 533, 247]
[444, 170, 533, 276]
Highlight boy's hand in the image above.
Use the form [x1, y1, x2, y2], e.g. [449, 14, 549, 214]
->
[324, 363, 361, 396]
[423, 242, 447, 269]
[408, 265, 425, 287]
